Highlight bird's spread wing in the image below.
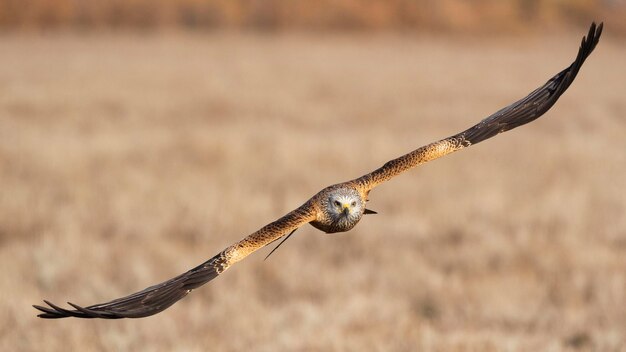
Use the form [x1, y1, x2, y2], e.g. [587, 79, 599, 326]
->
[356, 22, 602, 191]
[34, 202, 317, 319]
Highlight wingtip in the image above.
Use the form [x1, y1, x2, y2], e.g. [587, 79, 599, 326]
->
[34, 301, 64, 319]
[571, 21, 603, 73]
[586, 21, 603, 47]
[67, 301, 112, 318]
[33, 303, 61, 318]
[595, 22, 604, 43]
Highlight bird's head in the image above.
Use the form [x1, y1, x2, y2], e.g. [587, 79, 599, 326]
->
[324, 187, 364, 231]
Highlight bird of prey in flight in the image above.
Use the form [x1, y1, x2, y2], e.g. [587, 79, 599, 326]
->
[34, 22, 603, 319]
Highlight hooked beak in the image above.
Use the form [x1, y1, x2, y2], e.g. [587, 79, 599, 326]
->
[342, 204, 350, 216]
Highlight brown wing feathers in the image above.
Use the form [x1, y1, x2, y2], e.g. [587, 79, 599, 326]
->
[459, 22, 602, 146]
[34, 253, 227, 319]
[34, 204, 316, 319]
[361, 22, 602, 190]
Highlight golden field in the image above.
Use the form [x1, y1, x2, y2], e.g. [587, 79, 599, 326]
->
[1, 27, 625, 351]
[3, 0, 626, 34]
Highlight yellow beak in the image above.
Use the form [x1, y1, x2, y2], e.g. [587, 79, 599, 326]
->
[342, 204, 350, 215]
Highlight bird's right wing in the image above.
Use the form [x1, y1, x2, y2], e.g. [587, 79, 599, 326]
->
[34, 202, 318, 319]
[356, 22, 602, 191]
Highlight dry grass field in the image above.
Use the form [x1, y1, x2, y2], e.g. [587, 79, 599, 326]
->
[1, 28, 625, 351]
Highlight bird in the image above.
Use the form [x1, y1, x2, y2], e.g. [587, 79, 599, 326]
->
[34, 22, 602, 319]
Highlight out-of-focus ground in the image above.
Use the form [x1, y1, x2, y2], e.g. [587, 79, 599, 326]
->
[3, 0, 626, 34]
[1, 27, 625, 351]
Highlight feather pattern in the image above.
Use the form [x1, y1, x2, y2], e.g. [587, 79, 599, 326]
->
[359, 22, 602, 189]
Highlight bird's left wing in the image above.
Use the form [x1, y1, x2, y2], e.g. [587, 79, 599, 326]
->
[356, 22, 602, 191]
[34, 202, 317, 319]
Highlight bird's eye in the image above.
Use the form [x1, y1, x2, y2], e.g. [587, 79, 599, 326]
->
[334, 200, 341, 207]
[351, 201, 356, 207]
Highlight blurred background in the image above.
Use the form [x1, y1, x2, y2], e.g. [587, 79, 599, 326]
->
[1, 1, 625, 351]
[1, 0, 626, 33]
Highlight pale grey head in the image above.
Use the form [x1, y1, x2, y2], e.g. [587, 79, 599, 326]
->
[311, 186, 365, 234]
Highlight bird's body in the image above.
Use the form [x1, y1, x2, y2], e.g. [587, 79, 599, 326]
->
[310, 183, 368, 234]
[35, 23, 603, 319]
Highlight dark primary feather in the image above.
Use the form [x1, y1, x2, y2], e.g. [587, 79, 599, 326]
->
[264, 229, 298, 260]
[458, 22, 602, 145]
[33, 252, 228, 319]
